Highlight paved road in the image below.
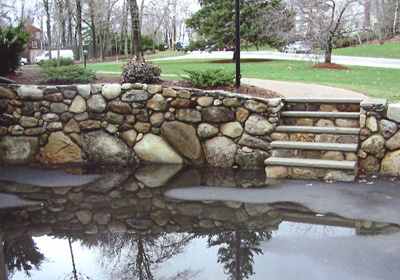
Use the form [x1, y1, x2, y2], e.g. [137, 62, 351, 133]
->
[154, 50, 400, 69]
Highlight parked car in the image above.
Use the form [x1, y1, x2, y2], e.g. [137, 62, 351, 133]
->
[20, 57, 28, 65]
[176, 41, 190, 52]
[283, 41, 312, 53]
[35, 49, 74, 63]
[224, 44, 235, 51]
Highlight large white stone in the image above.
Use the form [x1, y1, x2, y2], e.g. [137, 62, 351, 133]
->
[69, 95, 87, 113]
[381, 150, 400, 174]
[134, 134, 183, 163]
[387, 104, 400, 123]
[366, 116, 378, 132]
[102, 84, 121, 100]
[204, 136, 237, 167]
[220, 122, 244, 138]
[244, 114, 274, 136]
[0, 136, 39, 164]
[77, 84, 91, 99]
[17, 85, 43, 100]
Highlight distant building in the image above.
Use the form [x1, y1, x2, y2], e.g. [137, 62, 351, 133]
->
[22, 24, 44, 63]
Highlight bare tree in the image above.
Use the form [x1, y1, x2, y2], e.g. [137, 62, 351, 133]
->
[76, 0, 83, 61]
[129, 0, 144, 62]
[144, 0, 171, 52]
[295, 0, 360, 63]
[43, 0, 52, 58]
[394, 0, 399, 33]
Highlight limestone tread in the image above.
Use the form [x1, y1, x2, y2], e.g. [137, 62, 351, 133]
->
[280, 111, 360, 119]
[284, 97, 363, 104]
[264, 157, 357, 170]
[270, 141, 358, 152]
[276, 125, 360, 135]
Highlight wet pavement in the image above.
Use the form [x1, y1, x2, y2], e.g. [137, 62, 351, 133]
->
[0, 163, 399, 280]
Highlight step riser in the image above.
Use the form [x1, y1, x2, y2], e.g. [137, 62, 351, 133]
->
[270, 141, 358, 152]
[281, 112, 360, 118]
[284, 97, 363, 104]
[276, 126, 360, 135]
[265, 158, 356, 170]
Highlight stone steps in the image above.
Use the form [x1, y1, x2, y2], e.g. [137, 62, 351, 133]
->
[265, 98, 362, 181]
[284, 97, 364, 104]
[276, 125, 360, 135]
[270, 141, 358, 152]
[265, 157, 357, 170]
[280, 111, 360, 119]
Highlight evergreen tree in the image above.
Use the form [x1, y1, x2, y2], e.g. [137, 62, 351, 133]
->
[0, 24, 29, 76]
[186, 0, 294, 51]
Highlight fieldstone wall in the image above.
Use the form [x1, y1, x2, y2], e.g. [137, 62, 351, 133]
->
[2, 83, 400, 176]
[0, 83, 282, 168]
[359, 99, 400, 175]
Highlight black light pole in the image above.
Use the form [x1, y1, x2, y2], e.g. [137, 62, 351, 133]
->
[83, 50, 88, 68]
[235, 0, 241, 88]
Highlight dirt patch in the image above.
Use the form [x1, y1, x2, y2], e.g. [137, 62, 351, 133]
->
[311, 62, 350, 70]
[210, 59, 273, 64]
[5, 68, 281, 99]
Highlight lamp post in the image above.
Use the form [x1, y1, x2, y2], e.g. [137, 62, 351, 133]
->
[235, 0, 241, 88]
[83, 50, 88, 68]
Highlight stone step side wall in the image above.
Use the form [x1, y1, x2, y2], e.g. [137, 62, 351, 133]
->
[0, 84, 282, 168]
[358, 100, 400, 175]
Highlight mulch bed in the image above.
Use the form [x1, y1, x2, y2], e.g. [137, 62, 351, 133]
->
[4, 68, 282, 99]
[311, 62, 351, 70]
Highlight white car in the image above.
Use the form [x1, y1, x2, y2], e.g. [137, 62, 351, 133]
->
[35, 49, 75, 63]
[20, 57, 28, 65]
[283, 41, 312, 54]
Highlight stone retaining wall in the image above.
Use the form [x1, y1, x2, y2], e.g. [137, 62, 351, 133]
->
[1, 83, 400, 176]
[0, 84, 281, 168]
[359, 99, 400, 175]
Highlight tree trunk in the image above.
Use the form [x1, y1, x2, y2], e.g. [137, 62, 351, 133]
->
[76, 0, 83, 61]
[325, 34, 333, 63]
[394, 0, 399, 33]
[129, 0, 144, 62]
[89, 0, 98, 58]
[44, 0, 52, 58]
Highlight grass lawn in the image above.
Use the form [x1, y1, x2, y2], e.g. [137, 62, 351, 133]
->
[153, 59, 400, 102]
[82, 58, 400, 102]
[333, 42, 400, 59]
[146, 49, 186, 59]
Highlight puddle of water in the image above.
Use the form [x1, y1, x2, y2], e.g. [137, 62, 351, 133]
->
[0, 163, 399, 280]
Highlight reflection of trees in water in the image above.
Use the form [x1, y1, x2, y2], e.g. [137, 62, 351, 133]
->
[82, 232, 196, 280]
[207, 230, 272, 280]
[4, 236, 45, 278]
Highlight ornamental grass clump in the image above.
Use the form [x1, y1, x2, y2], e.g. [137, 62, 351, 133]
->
[122, 61, 162, 83]
[182, 68, 235, 88]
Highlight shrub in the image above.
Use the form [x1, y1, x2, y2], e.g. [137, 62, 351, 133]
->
[122, 61, 162, 83]
[142, 35, 153, 51]
[0, 24, 29, 75]
[39, 58, 75, 68]
[41, 65, 96, 84]
[182, 68, 235, 88]
[157, 43, 166, 51]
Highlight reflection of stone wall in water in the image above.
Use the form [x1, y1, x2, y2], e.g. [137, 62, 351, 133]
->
[0, 165, 280, 240]
[1, 165, 398, 242]
[0, 84, 280, 168]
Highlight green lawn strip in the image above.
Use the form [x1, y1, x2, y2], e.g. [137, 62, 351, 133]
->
[146, 49, 186, 59]
[333, 42, 400, 59]
[153, 58, 400, 102]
